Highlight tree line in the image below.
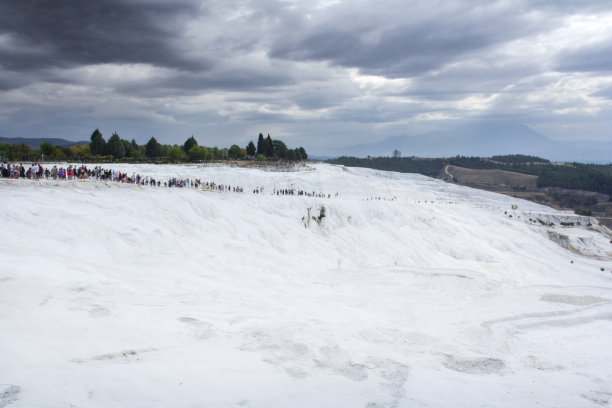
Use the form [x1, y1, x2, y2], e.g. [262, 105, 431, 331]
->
[0, 130, 307, 163]
[328, 155, 612, 196]
[0, 143, 43, 161]
[247, 133, 307, 161]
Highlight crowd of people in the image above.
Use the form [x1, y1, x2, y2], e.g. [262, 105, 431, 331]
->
[1, 162, 335, 197]
[273, 188, 337, 198]
[1, 162, 45, 179]
[0, 162, 245, 192]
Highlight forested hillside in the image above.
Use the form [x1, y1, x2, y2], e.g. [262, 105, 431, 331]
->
[328, 155, 612, 196]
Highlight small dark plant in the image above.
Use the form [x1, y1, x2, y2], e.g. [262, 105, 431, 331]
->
[313, 206, 326, 225]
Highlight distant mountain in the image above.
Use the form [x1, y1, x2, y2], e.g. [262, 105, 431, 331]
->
[0, 137, 89, 149]
[337, 122, 612, 163]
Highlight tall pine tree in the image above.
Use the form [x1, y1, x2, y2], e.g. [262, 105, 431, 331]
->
[90, 128, 106, 155]
[265, 134, 274, 157]
[184, 136, 198, 153]
[107, 132, 125, 158]
[145, 137, 162, 158]
[256, 133, 265, 155]
[246, 141, 256, 156]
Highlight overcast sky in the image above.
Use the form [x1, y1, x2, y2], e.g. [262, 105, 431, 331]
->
[1, 0, 611, 154]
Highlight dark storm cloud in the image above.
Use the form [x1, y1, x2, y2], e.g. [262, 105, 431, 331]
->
[0, 0, 202, 72]
[268, 1, 547, 78]
[0, 70, 34, 91]
[110, 73, 294, 99]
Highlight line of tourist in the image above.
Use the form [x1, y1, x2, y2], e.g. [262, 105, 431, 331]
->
[1, 163, 335, 198]
[273, 188, 336, 198]
[0, 162, 244, 191]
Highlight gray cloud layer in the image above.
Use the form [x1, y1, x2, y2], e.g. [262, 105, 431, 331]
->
[0, 0, 201, 71]
[270, 1, 543, 77]
[1, 0, 611, 154]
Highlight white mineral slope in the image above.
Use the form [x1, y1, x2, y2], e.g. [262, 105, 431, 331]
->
[1, 163, 611, 408]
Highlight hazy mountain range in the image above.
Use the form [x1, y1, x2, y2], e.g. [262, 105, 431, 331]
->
[334, 123, 612, 163]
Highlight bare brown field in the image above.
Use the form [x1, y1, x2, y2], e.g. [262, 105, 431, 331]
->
[441, 165, 538, 190]
[440, 164, 612, 229]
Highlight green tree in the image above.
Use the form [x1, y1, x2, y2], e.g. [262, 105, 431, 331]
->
[79, 144, 91, 158]
[265, 134, 273, 157]
[168, 146, 186, 162]
[184, 136, 198, 153]
[40, 141, 55, 159]
[246, 141, 256, 156]
[68, 145, 81, 159]
[122, 139, 133, 157]
[272, 139, 288, 159]
[209, 146, 220, 160]
[160, 144, 170, 158]
[107, 132, 125, 159]
[228, 144, 243, 159]
[0, 143, 9, 161]
[120, 139, 142, 159]
[188, 145, 208, 161]
[256, 154, 266, 161]
[8, 144, 32, 160]
[54, 147, 67, 160]
[298, 147, 307, 160]
[256, 133, 265, 155]
[60, 146, 72, 159]
[130, 139, 140, 157]
[145, 137, 162, 158]
[90, 128, 106, 155]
